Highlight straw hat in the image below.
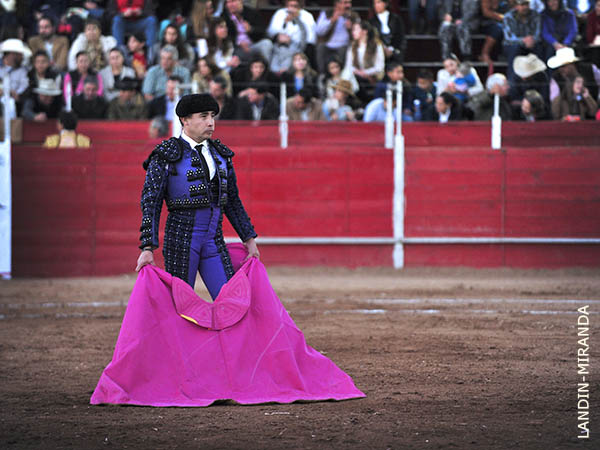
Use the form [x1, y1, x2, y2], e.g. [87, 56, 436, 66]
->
[0, 38, 31, 57]
[34, 78, 62, 96]
[513, 53, 546, 79]
[547, 47, 580, 69]
[333, 79, 354, 96]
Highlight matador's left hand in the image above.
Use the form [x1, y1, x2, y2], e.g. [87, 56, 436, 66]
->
[244, 238, 260, 261]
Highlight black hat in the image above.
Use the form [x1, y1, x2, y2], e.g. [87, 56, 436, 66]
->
[115, 77, 140, 91]
[175, 94, 220, 117]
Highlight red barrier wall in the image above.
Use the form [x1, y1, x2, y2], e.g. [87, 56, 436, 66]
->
[11, 121, 600, 276]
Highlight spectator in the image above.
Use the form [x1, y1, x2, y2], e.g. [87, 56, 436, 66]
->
[342, 21, 385, 104]
[232, 53, 279, 97]
[438, 0, 481, 60]
[586, 0, 600, 65]
[235, 81, 279, 120]
[374, 61, 413, 120]
[107, 77, 147, 119]
[322, 79, 357, 121]
[268, 0, 316, 74]
[27, 15, 69, 72]
[436, 53, 484, 97]
[408, 0, 438, 34]
[221, 0, 273, 64]
[123, 32, 149, 79]
[190, 0, 214, 51]
[286, 87, 325, 120]
[502, 0, 544, 86]
[565, 0, 594, 24]
[453, 62, 476, 103]
[551, 74, 599, 119]
[43, 110, 91, 148]
[147, 75, 181, 121]
[412, 69, 437, 121]
[100, 47, 137, 102]
[281, 52, 319, 98]
[209, 75, 237, 119]
[432, 91, 463, 122]
[195, 56, 232, 95]
[109, 0, 158, 57]
[541, 0, 577, 61]
[479, 0, 509, 70]
[72, 76, 108, 119]
[151, 22, 195, 71]
[206, 16, 239, 73]
[0, 38, 30, 108]
[142, 45, 191, 101]
[518, 88, 549, 120]
[363, 94, 399, 122]
[369, 0, 406, 63]
[148, 115, 169, 139]
[318, 56, 345, 101]
[465, 72, 513, 120]
[547, 47, 599, 102]
[511, 52, 550, 109]
[315, 0, 357, 73]
[63, 51, 104, 103]
[25, 50, 61, 99]
[22, 78, 63, 122]
[68, 18, 117, 72]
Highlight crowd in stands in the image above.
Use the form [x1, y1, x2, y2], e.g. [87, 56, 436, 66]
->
[1, 0, 599, 131]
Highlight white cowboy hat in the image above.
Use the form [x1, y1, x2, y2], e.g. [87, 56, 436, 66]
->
[547, 47, 580, 69]
[33, 78, 62, 96]
[0, 38, 32, 58]
[513, 53, 546, 79]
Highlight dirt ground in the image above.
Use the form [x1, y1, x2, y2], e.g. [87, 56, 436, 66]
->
[1, 266, 599, 449]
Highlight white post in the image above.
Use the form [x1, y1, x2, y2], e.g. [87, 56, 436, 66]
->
[393, 81, 405, 268]
[0, 74, 13, 279]
[65, 81, 72, 112]
[172, 84, 181, 137]
[279, 82, 288, 149]
[385, 86, 393, 149]
[491, 93, 501, 149]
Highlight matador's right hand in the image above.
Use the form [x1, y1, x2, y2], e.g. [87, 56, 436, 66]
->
[135, 250, 156, 272]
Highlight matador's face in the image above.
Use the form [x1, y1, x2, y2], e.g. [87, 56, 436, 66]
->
[182, 111, 216, 142]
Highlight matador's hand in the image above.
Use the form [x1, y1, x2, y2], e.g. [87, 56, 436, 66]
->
[244, 238, 260, 261]
[135, 250, 156, 272]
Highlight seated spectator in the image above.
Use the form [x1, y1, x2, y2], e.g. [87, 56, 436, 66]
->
[432, 92, 463, 122]
[232, 53, 279, 97]
[566, 0, 595, 24]
[585, 0, 600, 65]
[408, 0, 438, 34]
[151, 22, 195, 71]
[315, 0, 357, 73]
[123, 32, 149, 79]
[68, 18, 117, 72]
[363, 94, 399, 122]
[412, 69, 437, 121]
[286, 87, 325, 120]
[541, 0, 577, 62]
[63, 51, 104, 103]
[148, 115, 170, 139]
[453, 62, 477, 103]
[322, 79, 357, 121]
[22, 78, 63, 122]
[190, 0, 214, 55]
[235, 81, 279, 120]
[551, 74, 599, 119]
[281, 52, 319, 98]
[206, 16, 240, 73]
[342, 21, 385, 104]
[374, 61, 413, 120]
[192, 56, 232, 95]
[318, 56, 344, 101]
[209, 75, 237, 119]
[436, 53, 484, 97]
[27, 15, 69, 72]
[221, 0, 273, 64]
[0, 38, 30, 108]
[502, 0, 544, 86]
[72, 76, 108, 119]
[479, 0, 510, 70]
[547, 47, 599, 102]
[438, 0, 480, 60]
[109, 0, 158, 57]
[511, 52, 550, 109]
[142, 45, 191, 101]
[147, 75, 181, 121]
[26, 50, 62, 99]
[100, 47, 137, 102]
[369, 0, 406, 63]
[465, 72, 513, 120]
[43, 110, 91, 148]
[268, 0, 316, 75]
[518, 88, 549, 120]
[107, 77, 147, 119]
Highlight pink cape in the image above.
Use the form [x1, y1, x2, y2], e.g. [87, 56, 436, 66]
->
[90, 244, 365, 407]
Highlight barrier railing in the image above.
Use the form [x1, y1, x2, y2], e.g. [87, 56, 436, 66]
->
[0, 74, 13, 279]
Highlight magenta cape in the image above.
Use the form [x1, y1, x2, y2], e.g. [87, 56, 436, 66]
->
[90, 244, 365, 407]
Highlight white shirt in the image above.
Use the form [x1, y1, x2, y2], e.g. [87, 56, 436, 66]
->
[377, 11, 390, 35]
[267, 8, 317, 45]
[439, 108, 451, 124]
[181, 131, 216, 179]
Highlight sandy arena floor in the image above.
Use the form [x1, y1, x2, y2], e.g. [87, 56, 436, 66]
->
[1, 266, 599, 449]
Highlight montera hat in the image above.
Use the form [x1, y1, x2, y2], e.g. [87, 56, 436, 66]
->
[34, 78, 62, 96]
[513, 53, 546, 79]
[175, 93, 220, 117]
[547, 47, 580, 69]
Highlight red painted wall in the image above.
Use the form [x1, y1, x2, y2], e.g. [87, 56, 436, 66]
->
[11, 121, 600, 276]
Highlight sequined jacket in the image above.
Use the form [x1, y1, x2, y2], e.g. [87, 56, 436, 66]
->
[139, 137, 257, 253]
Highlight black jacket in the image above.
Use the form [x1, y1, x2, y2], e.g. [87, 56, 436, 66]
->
[221, 5, 267, 45]
[368, 12, 406, 62]
[236, 93, 279, 120]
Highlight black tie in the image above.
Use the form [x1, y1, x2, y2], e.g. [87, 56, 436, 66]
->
[195, 144, 212, 180]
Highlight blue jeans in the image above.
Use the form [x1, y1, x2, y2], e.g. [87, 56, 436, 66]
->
[408, 0, 438, 24]
[112, 15, 158, 51]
